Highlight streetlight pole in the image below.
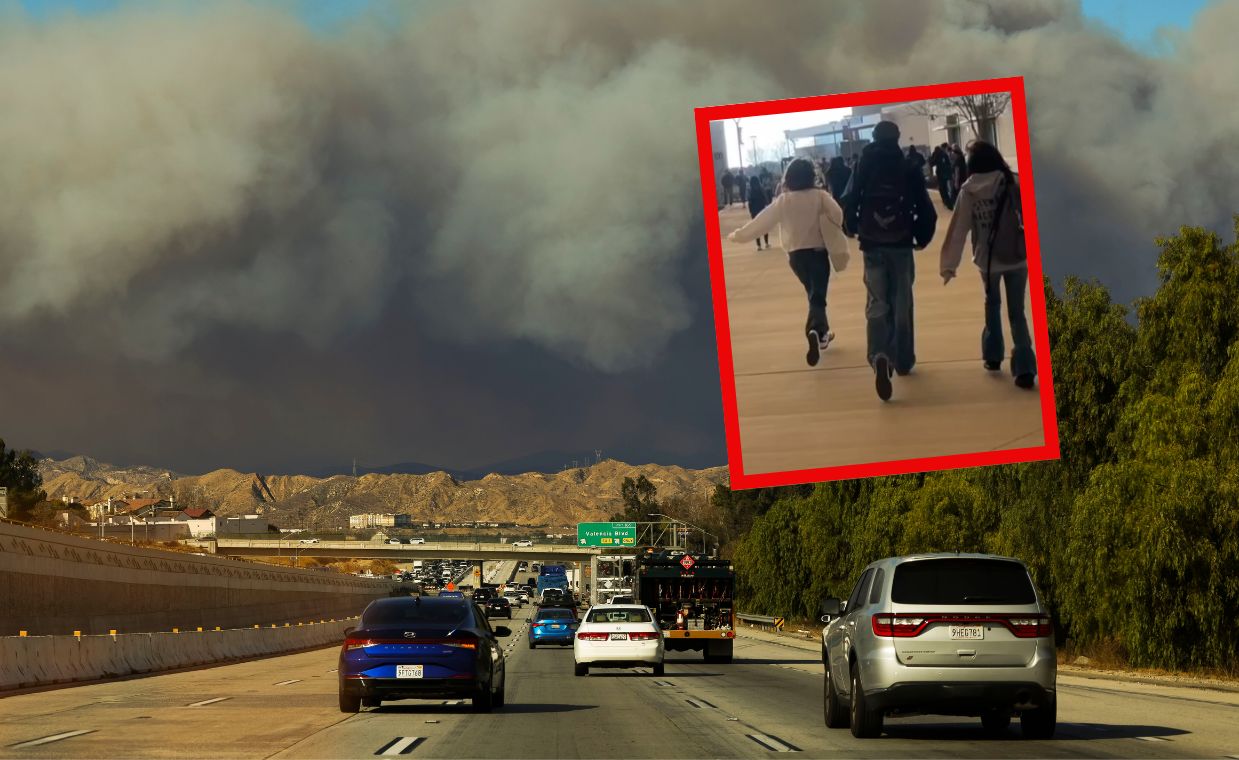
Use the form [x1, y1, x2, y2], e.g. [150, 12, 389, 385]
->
[733, 119, 743, 173]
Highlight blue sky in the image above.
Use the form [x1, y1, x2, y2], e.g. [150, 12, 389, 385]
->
[13, 0, 1215, 47]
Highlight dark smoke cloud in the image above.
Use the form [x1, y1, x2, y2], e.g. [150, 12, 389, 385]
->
[1, 0, 1236, 472]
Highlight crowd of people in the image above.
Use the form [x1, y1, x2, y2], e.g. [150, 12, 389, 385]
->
[725, 120, 1036, 401]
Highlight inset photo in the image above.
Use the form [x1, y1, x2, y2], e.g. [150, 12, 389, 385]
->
[694, 77, 1059, 488]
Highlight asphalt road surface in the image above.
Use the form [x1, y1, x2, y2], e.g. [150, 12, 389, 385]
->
[2, 607, 1236, 759]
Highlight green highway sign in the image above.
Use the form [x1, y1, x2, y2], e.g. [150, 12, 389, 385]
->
[577, 521, 637, 547]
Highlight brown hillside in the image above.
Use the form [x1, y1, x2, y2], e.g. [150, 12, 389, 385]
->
[37, 457, 728, 529]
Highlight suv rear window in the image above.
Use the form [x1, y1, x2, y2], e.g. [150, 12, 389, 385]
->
[363, 601, 471, 625]
[891, 559, 1036, 605]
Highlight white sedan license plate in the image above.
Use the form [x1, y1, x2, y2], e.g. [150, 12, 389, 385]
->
[949, 625, 985, 640]
[610, 633, 628, 641]
[396, 665, 424, 679]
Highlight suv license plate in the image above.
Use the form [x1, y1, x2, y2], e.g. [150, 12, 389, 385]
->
[949, 625, 985, 640]
[610, 633, 628, 641]
[396, 665, 424, 679]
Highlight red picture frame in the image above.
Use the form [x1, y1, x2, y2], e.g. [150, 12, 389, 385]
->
[693, 76, 1060, 489]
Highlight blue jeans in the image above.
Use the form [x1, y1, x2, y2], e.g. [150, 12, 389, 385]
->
[788, 249, 831, 337]
[863, 246, 915, 372]
[983, 267, 1036, 377]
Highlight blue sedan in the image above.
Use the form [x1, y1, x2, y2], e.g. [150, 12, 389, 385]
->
[528, 607, 579, 648]
[338, 596, 510, 712]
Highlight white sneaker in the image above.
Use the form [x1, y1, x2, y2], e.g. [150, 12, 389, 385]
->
[819, 331, 835, 351]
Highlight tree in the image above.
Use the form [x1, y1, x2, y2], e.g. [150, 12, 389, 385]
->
[911, 94, 1012, 147]
[610, 475, 658, 522]
[0, 438, 45, 521]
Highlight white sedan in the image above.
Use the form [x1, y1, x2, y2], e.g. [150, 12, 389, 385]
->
[573, 604, 664, 676]
[512, 540, 534, 547]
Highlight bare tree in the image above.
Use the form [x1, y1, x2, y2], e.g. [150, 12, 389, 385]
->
[910, 94, 1012, 148]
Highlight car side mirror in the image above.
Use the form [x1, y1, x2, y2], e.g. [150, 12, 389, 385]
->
[494, 626, 512, 637]
[820, 597, 842, 617]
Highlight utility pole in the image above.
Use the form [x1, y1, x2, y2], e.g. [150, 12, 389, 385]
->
[750, 135, 758, 168]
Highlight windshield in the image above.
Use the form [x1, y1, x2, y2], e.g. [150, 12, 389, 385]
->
[587, 608, 652, 623]
[891, 558, 1037, 605]
[362, 601, 471, 626]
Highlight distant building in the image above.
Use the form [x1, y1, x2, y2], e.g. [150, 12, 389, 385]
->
[349, 513, 413, 530]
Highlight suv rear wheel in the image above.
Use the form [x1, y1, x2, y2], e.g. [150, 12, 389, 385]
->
[848, 662, 883, 738]
[1020, 697, 1056, 739]
[823, 661, 849, 728]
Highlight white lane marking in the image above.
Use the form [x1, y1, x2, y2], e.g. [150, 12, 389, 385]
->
[187, 697, 230, 707]
[440, 700, 465, 705]
[9, 730, 96, 749]
[685, 698, 715, 709]
[1135, 736, 1170, 742]
[747, 734, 800, 752]
[274, 679, 302, 686]
[327, 668, 338, 672]
[375, 736, 424, 755]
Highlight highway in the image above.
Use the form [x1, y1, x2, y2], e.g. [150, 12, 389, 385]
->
[3, 607, 1236, 759]
[214, 539, 602, 563]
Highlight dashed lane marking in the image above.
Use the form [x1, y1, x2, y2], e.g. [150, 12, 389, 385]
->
[375, 736, 425, 755]
[685, 698, 716, 709]
[1135, 736, 1171, 742]
[274, 679, 302, 686]
[652, 680, 674, 687]
[9, 730, 97, 749]
[186, 697, 230, 707]
[746, 734, 801, 752]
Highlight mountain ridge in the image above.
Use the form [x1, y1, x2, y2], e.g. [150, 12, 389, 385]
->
[36, 455, 729, 529]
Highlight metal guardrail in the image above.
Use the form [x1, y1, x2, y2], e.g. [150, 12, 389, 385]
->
[736, 612, 785, 631]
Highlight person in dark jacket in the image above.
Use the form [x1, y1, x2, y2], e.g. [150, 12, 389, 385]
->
[842, 120, 938, 401]
[951, 145, 967, 200]
[721, 170, 734, 206]
[825, 156, 851, 201]
[930, 143, 954, 209]
[736, 171, 748, 204]
[747, 175, 771, 250]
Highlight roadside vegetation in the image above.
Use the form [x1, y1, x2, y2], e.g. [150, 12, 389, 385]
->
[721, 222, 1239, 674]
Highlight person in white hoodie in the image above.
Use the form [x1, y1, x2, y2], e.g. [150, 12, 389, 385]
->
[940, 141, 1037, 389]
[728, 158, 851, 367]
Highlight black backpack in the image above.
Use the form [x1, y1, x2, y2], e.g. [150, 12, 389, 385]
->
[858, 154, 912, 244]
[986, 178, 1026, 269]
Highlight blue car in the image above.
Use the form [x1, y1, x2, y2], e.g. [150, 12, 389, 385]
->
[338, 596, 510, 713]
[528, 607, 579, 648]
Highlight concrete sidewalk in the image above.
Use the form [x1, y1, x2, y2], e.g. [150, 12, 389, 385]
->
[717, 194, 1046, 476]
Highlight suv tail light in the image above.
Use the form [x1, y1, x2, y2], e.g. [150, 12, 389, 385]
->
[1007, 615, 1053, 638]
[627, 631, 660, 641]
[871, 614, 927, 637]
[871, 613, 1053, 638]
[576, 632, 609, 641]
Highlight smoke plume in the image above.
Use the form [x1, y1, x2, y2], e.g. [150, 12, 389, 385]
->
[3, 1, 1237, 373]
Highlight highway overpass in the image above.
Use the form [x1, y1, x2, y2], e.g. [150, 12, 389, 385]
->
[211, 538, 629, 562]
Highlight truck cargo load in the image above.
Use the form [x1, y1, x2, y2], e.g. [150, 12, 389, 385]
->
[633, 551, 735, 663]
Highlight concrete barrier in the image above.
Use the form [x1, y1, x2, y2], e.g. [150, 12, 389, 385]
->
[0, 617, 360, 692]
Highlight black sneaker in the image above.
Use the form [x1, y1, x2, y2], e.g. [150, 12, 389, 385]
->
[875, 355, 892, 401]
[1015, 373, 1035, 389]
[984, 360, 1001, 371]
[806, 330, 821, 367]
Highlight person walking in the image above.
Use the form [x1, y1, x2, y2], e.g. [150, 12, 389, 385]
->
[939, 141, 1036, 389]
[825, 156, 851, 201]
[842, 120, 937, 401]
[951, 145, 967, 204]
[721, 169, 734, 206]
[737, 170, 748, 205]
[930, 143, 954, 209]
[747, 175, 771, 250]
[728, 158, 851, 366]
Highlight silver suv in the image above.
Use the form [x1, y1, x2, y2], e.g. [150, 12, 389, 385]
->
[819, 553, 1055, 739]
